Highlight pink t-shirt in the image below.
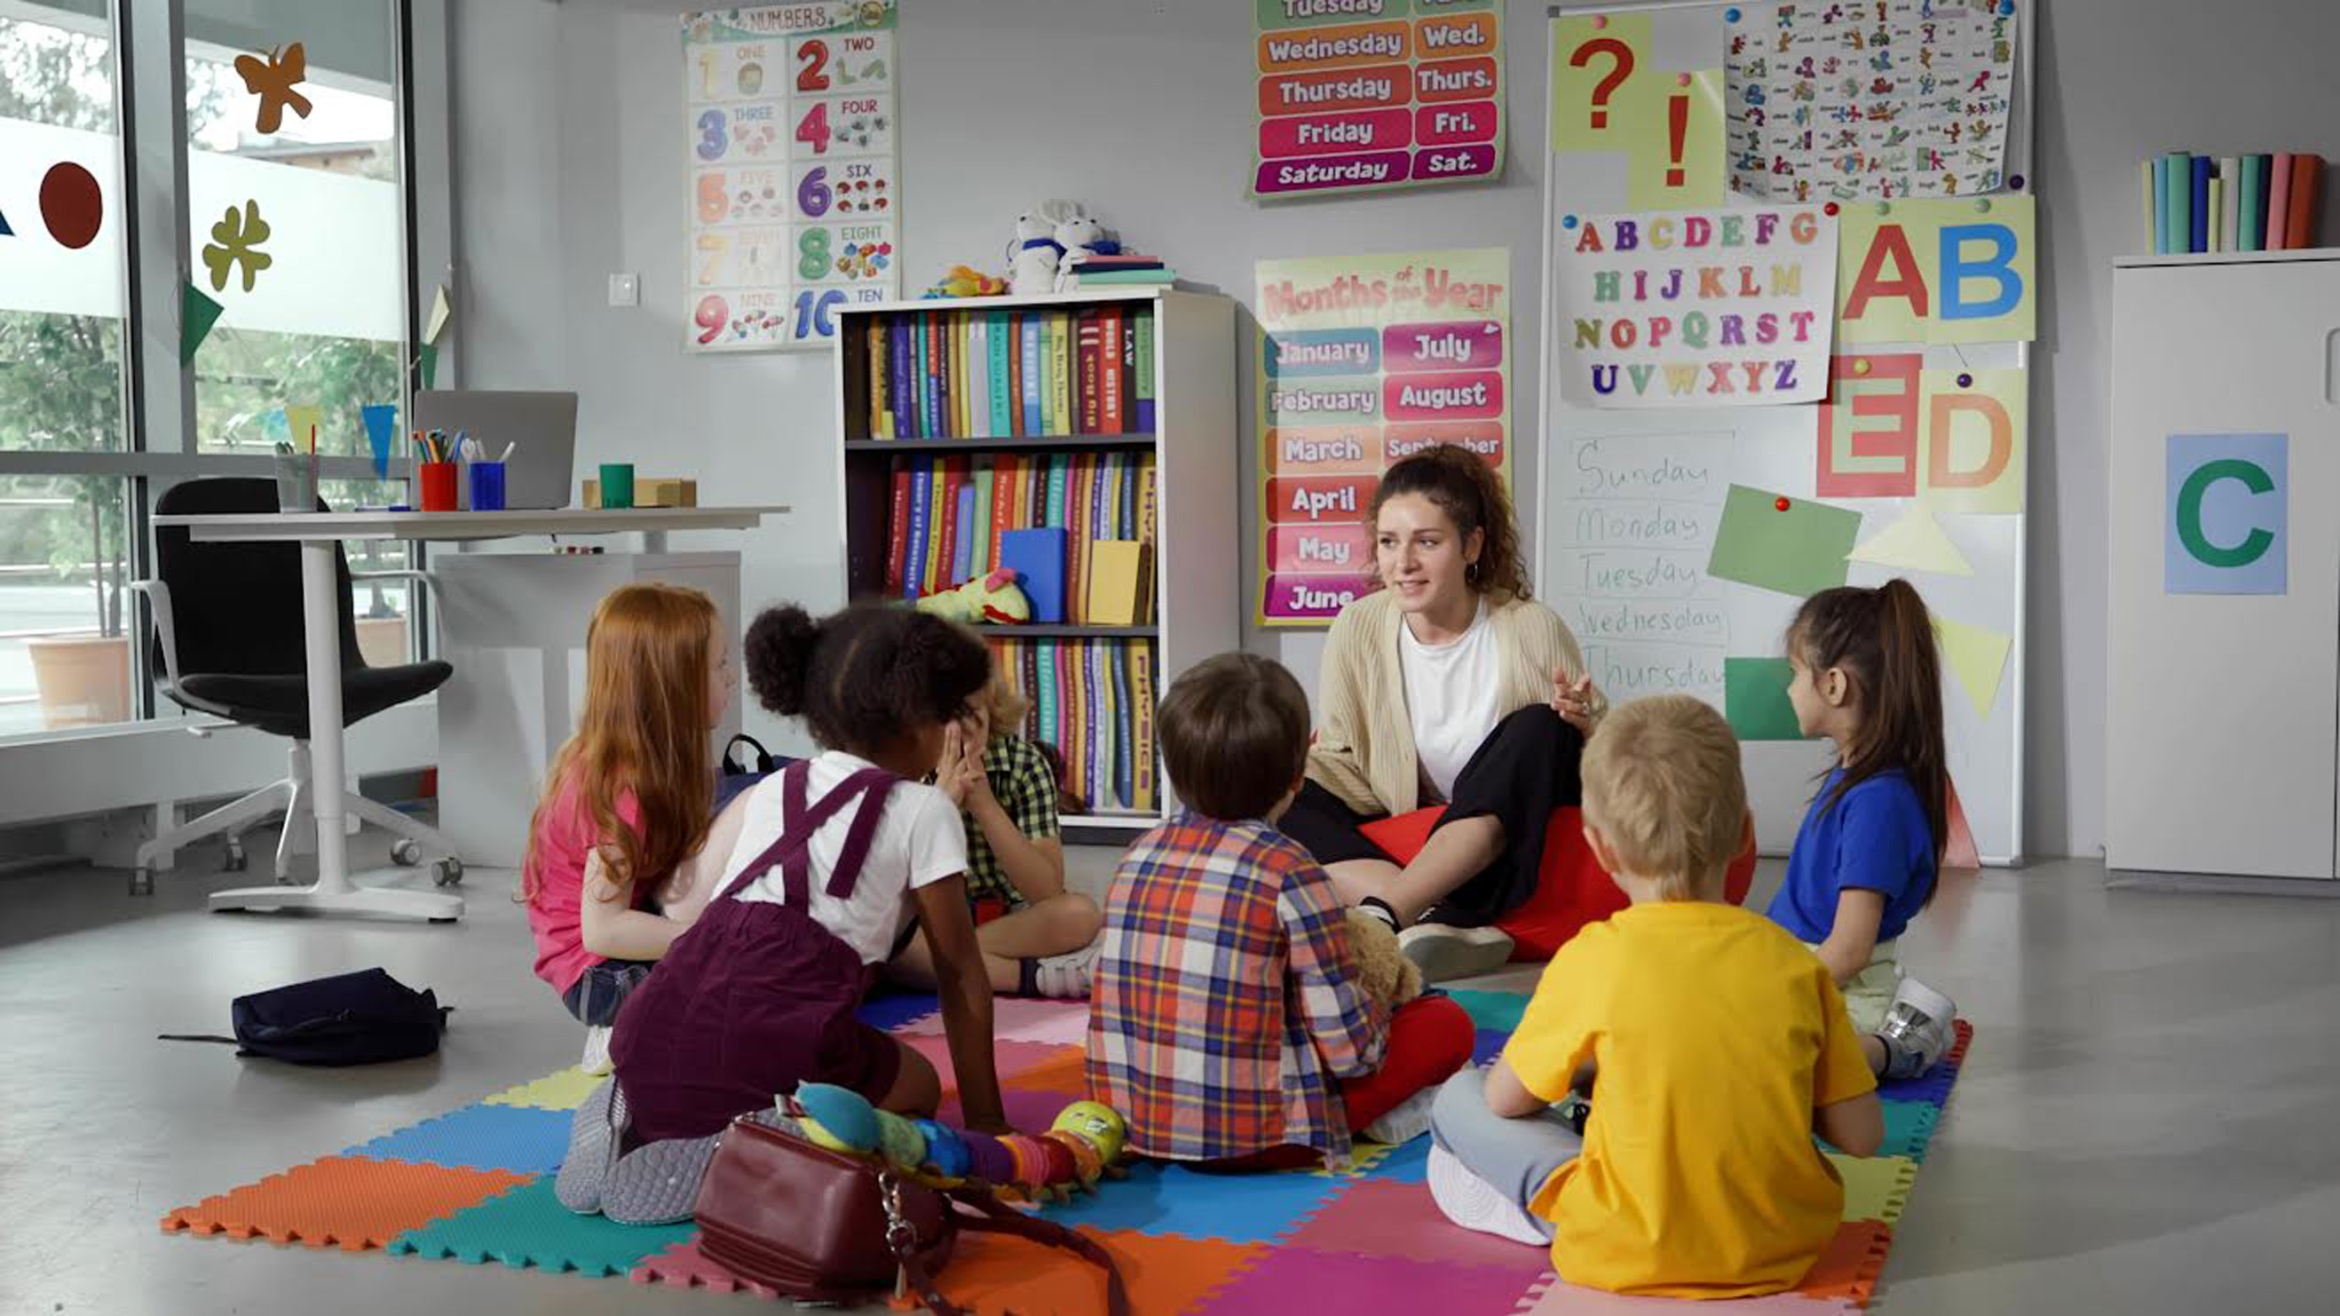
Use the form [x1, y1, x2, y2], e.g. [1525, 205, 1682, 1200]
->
[526, 768, 644, 995]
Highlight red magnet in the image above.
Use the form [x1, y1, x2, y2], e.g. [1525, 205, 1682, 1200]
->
[1823, 202, 1840, 216]
[1775, 496, 1792, 512]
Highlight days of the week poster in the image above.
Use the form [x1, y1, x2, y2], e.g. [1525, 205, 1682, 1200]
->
[1256, 248, 1513, 625]
[1253, 0, 1505, 200]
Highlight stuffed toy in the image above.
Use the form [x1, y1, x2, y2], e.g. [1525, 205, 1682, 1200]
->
[914, 568, 1032, 625]
[1007, 211, 1060, 295]
[921, 264, 1007, 299]
[1344, 907, 1424, 1010]
[780, 1083, 1127, 1202]
[1049, 208, 1126, 290]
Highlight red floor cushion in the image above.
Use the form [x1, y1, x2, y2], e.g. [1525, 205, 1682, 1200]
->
[1356, 806, 1758, 961]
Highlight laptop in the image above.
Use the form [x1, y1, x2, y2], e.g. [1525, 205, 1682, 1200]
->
[412, 390, 579, 510]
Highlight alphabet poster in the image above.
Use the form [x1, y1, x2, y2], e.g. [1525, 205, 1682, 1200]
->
[1815, 354, 2026, 512]
[1725, 0, 2017, 203]
[1836, 194, 2035, 343]
[1252, 0, 1504, 200]
[682, 2, 900, 353]
[1554, 206, 1838, 408]
[1255, 247, 1513, 625]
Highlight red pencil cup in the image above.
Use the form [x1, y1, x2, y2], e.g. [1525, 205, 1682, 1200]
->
[418, 461, 459, 512]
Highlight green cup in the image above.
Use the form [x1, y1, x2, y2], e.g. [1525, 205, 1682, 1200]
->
[599, 462, 635, 510]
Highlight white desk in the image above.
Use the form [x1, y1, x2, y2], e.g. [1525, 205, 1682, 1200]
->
[151, 506, 787, 920]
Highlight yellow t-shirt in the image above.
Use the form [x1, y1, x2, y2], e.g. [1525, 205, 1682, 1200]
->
[1503, 900, 1876, 1299]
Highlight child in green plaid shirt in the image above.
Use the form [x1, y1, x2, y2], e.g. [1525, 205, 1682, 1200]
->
[888, 669, 1104, 998]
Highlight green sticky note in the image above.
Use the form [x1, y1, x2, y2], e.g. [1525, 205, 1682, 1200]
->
[1725, 657, 1804, 741]
[1707, 485, 1861, 598]
[419, 341, 439, 389]
[180, 281, 224, 364]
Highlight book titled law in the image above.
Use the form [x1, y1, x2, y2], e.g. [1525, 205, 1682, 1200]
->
[1000, 526, 1069, 624]
[1132, 310, 1157, 432]
[884, 458, 912, 596]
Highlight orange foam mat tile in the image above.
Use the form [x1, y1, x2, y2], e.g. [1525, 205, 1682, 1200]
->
[159, 1156, 533, 1252]
[1794, 1222, 1894, 1308]
[630, 1238, 784, 1300]
[885, 1227, 1268, 1316]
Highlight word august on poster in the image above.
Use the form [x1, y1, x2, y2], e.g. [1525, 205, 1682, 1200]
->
[1555, 205, 1837, 408]
[1256, 248, 1513, 624]
[1252, 0, 1504, 199]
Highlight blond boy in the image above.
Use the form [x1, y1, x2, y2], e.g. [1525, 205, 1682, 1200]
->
[1426, 695, 1884, 1298]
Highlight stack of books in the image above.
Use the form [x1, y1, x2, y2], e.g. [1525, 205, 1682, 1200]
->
[1057, 253, 1181, 291]
[990, 635, 1156, 815]
[2146, 152, 2324, 254]
[886, 449, 1157, 621]
[864, 305, 1156, 439]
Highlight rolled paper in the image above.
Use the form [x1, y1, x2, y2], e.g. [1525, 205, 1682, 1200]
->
[875, 1111, 927, 1171]
[917, 1119, 970, 1180]
[795, 1082, 881, 1153]
[960, 1129, 1015, 1186]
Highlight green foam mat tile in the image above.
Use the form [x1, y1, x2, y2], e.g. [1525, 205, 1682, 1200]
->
[386, 1175, 695, 1276]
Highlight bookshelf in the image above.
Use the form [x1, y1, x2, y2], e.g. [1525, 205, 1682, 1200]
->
[831, 288, 1238, 832]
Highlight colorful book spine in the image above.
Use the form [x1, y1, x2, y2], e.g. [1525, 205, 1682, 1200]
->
[1008, 314, 1028, 437]
[884, 458, 911, 596]
[1099, 308, 1126, 434]
[1047, 312, 1073, 434]
[988, 312, 1014, 438]
[2189, 155, 2211, 254]
[2152, 154, 2172, 254]
[1046, 453, 1070, 532]
[1060, 641, 1083, 811]
[1021, 316, 1044, 435]
[1087, 641, 1110, 810]
[905, 460, 932, 599]
[2207, 176, 2223, 253]
[1112, 642, 1134, 812]
[2240, 155, 2265, 253]
[964, 314, 984, 436]
[1133, 310, 1156, 432]
[890, 317, 916, 439]
[2219, 156, 2241, 253]
[1131, 643, 1155, 812]
[1070, 453, 1096, 623]
[2288, 153, 2322, 249]
[934, 458, 963, 591]
[1117, 451, 1136, 546]
[918, 317, 938, 438]
[2269, 153, 2294, 251]
[951, 315, 971, 437]
[1138, 453, 1158, 546]
[2141, 160, 2157, 252]
[1036, 639, 1059, 763]
[868, 318, 891, 438]
[971, 463, 995, 579]
[950, 482, 976, 584]
[988, 454, 1017, 567]
[1076, 309, 1104, 435]
[2162, 152, 2188, 257]
[927, 457, 953, 594]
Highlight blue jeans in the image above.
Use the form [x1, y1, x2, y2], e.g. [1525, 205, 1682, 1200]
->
[1429, 1067, 1583, 1241]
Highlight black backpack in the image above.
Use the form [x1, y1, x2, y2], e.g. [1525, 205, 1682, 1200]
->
[715, 733, 794, 814]
[161, 968, 449, 1066]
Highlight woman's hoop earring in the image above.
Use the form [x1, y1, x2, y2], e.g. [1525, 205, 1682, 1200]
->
[1465, 561, 1479, 585]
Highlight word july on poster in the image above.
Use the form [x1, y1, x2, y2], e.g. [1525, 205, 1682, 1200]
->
[1555, 206, 1839, 408]
[1252, 0, 1504, 200]
[1255, 248, 1512, 624]
[683, 2, 900, 353]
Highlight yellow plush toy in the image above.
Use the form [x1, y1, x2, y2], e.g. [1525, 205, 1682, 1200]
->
[1344, 907, 1424, 1010]
[915, 568, 1032, 626]
[921, 264, 1009, 299]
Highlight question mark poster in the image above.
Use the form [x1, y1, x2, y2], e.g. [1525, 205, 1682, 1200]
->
[1252, 0, 1505, 200]
[1550, 12, 1725, 210]
[682, 2, 900, 354]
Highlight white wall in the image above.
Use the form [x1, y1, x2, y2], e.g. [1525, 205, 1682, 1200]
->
[448, 0, 2340, 858]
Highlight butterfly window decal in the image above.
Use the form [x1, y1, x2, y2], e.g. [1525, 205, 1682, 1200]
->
[234, 42, 313, 136]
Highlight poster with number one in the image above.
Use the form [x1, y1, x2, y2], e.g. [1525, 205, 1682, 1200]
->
[683, 2, 900, 353]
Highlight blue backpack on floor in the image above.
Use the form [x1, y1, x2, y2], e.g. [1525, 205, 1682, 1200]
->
[716, 733, 794, 814]
[160, 968, 450, 1066]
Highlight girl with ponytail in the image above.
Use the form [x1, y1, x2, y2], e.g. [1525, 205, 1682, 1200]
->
[1769, 579, 1960, 1079]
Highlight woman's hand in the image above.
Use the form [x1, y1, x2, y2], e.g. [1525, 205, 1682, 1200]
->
[1551, 666, 1603, 735]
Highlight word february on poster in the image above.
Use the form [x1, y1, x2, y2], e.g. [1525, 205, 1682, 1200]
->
[1255, 247, 1513, 624]
[1556, 206, 1838, 408]
[1252, 0, 1504, 200]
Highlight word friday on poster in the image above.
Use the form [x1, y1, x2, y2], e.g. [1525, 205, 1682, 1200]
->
[1256, 248, 1512, 624]
[1252, 0, 1504, 199]
[683, 1, 900, 353]
[1555, 205, 1838, 407]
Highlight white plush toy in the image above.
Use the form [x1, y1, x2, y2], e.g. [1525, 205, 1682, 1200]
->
[1051, 212, 1106, 290]
[1007, 211, 1060, 296]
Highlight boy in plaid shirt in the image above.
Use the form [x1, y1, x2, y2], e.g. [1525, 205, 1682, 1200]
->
[890, 668, 1103, 998]
[1087, 653, 1474, 1169]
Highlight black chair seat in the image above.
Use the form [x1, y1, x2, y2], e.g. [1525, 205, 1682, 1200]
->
[172, 661, 453, 741]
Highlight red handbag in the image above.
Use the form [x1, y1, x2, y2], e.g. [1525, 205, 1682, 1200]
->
[692, 1115, 1130, 1315]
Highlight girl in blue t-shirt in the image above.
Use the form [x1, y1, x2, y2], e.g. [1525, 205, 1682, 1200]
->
[1771, 579, 1959, 1079]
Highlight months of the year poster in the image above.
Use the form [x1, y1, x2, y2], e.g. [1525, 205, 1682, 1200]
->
[683, 2, 900, 352]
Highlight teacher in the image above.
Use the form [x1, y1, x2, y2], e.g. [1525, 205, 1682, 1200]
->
[1281, 444, 1607, 983]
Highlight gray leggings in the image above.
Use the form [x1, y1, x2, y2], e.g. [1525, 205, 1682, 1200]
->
[1428, 1067, 1583, 1241]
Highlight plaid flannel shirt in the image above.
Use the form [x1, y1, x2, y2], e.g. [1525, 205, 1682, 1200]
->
[1085, 813, 1390, 1163]
[961, 736, 1060, 909]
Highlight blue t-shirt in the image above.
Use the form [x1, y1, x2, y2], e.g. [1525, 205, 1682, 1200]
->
[1767, 768, 1936, 945]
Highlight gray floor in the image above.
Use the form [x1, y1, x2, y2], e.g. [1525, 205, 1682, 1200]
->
[5, 845, 2339, 1315]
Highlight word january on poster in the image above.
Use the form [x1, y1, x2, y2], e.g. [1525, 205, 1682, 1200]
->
[1557, 206, 1838, 408]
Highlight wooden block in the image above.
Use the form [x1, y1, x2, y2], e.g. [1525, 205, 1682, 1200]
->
[638, 478, 698, 508]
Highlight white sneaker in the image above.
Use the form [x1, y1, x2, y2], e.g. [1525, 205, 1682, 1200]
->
[581, 1024, 614, 1076]
[1357, 1084, 1438, 1145]
[1399, 921, 1515, 984]
[1032, 939, 1100, 999]
[1426, 1143, 1548, 1247]
[1878, 977, 1957, 1079]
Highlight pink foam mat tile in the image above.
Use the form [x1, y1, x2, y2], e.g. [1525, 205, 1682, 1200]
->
[902, 1034, 1082, 1090]
[1284, 1178, 1555, 1273]
[1194, 1247, 1547, 1315]
[902, 996, 1090, 1047]
[1514, 1274, 1855, 1315]
[630, 1238, 784, 1299]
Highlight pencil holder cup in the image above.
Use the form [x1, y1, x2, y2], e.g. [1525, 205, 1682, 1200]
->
[273, 453, 317, 512]
[418, 461, 460, 512]
[468, 461, 507, 512]
[599, 463, 635, 509]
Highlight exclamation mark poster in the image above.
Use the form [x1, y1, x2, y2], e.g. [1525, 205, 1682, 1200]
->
[1550, 11, 1724, 210]
[1255, 248, 1513, 625]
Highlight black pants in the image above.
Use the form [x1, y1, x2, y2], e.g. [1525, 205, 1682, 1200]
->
[1279, 705, 1585, 928]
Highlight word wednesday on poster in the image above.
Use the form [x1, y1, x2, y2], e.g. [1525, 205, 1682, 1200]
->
[1252, 0, 1504, 200]
[1256, 247, 1512, 624]
[1556, 205, 1838, 408]
[683, 1, 900, 353]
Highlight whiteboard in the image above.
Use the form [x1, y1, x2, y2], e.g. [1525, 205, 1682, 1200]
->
[1537, 1, 2036, 862]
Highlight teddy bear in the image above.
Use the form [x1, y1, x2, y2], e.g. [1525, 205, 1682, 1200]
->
[1344, 907, 1423, 1010]
[1049, 209, 1126, 290]
[1007, 212, 1060, 296]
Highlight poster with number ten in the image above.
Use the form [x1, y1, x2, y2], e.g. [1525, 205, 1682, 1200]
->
[683, 2, 900, 352]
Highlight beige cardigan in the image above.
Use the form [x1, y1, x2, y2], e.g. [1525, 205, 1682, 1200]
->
[1306, 590, 1591, 817]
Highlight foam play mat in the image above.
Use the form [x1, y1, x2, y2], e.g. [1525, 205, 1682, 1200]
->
[162, 989, 1973, 1313]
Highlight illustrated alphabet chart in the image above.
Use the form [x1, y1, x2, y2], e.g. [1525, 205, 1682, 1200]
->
[683, 2, 900, 353]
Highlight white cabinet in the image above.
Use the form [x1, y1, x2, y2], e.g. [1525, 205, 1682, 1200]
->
[2107, 253, 2340, 879]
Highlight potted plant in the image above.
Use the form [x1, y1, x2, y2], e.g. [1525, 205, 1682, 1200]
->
[25, 474, 131, 728]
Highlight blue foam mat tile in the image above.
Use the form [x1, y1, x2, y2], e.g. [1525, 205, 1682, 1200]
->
[857, 990, 941, 1032]
[344, 1102, 571, 1176]
[1358, 1137, 1431, 1184]
[1472, 1028, 1509, 1065]
[1034, 1159, 1354, 1244]
[386, 1175, 695, 1276]
[1876, 1055, 1962, 1108]
[1446, 989, 1530, 1034]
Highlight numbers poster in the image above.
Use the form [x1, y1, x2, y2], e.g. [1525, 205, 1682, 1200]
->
[1251, 0, 1505, 200]
[683, 3, 900, 353]
[1255, 248, 1513, 625]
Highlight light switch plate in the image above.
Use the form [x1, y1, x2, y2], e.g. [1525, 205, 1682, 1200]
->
[608, 273, 640, 307]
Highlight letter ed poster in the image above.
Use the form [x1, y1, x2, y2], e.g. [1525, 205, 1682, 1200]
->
[683, 2, 900, 353]
[1253, 0, 1504, 200]
[1256, 248, 1512, 625]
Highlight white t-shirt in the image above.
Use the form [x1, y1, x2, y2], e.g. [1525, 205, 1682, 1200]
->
[1400, 601, 1504, 801]
[722, 750, 968, 965]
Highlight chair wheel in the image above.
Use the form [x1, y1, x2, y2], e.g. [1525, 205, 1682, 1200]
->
[432, 858, 465, 887]
[130, 868, 155, 897]
[222, 841, 248, 873]
[391, 839, 423, 867]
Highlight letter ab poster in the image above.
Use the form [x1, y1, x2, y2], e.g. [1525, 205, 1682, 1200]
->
[1256, 248, 1512, 625]
[1253, 0, 1504, 199]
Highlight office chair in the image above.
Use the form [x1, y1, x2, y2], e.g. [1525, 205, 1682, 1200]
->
[129, 478, 463, 894]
